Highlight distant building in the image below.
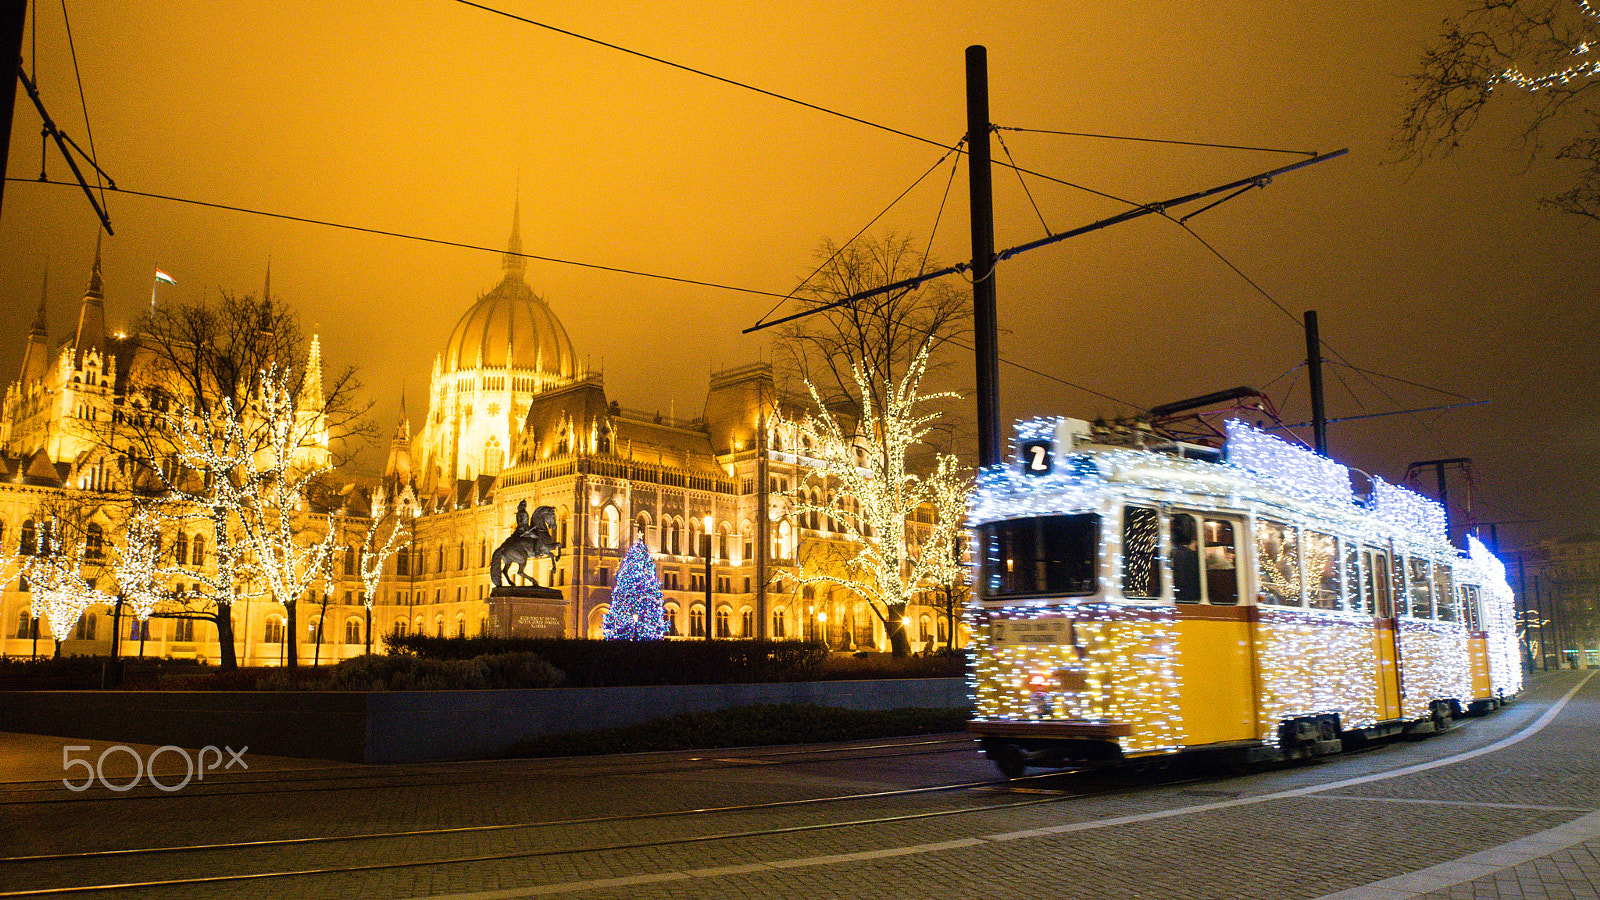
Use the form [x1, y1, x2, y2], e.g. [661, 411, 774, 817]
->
[1505, 533, 1599, 668]
[0, 211, 961, 664]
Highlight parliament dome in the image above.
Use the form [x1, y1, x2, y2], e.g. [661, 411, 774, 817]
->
[440, 208, 577, 378]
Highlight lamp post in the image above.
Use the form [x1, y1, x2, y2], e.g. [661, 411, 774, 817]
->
[702, 515, 714, 641]
[816, 611, 828, 650]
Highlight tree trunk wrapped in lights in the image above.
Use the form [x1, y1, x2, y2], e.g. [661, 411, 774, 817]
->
[780, 342, 969, 656]
[357, 502, 410, 654]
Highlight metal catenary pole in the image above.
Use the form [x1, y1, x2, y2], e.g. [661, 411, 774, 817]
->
[966, 45, 1001, 469]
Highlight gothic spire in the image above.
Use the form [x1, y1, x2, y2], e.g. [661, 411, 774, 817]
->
[502, 198, 526, 279]
[73, 234, 107, 366]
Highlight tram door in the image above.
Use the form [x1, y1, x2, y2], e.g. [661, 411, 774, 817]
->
[1170, 511, 1256, 745]
[1364, 547, 1403, 721]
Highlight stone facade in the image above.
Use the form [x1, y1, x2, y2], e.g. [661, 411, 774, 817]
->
[0, 212, 964, 665]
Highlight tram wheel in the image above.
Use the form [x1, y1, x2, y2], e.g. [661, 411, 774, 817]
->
[991, 743, 1027, 779]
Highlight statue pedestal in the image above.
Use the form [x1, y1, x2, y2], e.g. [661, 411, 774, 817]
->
[487, 585, 571, 639]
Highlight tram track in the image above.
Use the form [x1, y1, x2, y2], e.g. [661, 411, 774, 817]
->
[0, 766, 1158, 898]
[0, 735, 978, 807]
[12, 679, 1583, 898]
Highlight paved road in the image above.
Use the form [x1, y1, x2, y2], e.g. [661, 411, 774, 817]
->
[0, 670, 1594, 899]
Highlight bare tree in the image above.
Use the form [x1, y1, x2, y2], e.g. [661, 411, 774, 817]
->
[76, 292, 372, 669]
[1400, 0, 1600, 220]
[777, 234, 971, 422]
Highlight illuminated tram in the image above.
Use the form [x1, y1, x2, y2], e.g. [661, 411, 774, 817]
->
[966, 417, 1522, 778]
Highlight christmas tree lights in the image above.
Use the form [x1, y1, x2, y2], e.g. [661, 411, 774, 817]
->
[602, 538, 669, 640]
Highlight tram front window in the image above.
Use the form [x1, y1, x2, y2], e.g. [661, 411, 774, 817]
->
[986, 514, 1099, 599]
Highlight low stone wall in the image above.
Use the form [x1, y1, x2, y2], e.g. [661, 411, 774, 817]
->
[0, 678, 969, 764]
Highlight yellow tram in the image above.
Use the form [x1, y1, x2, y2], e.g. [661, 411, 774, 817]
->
[967, 417, 1522, 778]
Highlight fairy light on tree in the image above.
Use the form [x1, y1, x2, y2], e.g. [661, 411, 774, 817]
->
[356, 499, 410, 655]
[19, 518, 105, 658]
[780, 341, 968, 656]
[1403, 0, 1600, 220]
[602, 538, 669, 640]
[158, 365, 337, 668]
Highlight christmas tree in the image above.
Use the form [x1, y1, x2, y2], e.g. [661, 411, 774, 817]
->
[602, 538, 669, 640]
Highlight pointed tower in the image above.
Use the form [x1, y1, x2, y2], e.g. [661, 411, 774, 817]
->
[72, 234, 107, 368]
[383, 387, 414, 498]
[502, 197, 525, 280]
[19, 272, 50, 385]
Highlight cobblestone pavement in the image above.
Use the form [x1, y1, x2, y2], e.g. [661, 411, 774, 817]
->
[0, 671, 1594, 899]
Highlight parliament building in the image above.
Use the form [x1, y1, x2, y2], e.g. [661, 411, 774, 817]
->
[0, 211, 961, 664]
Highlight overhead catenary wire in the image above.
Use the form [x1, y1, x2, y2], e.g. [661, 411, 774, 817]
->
[7, 177, 794, 301]
[993, 126, 1318, 157]
[58, 0, 107, 216]
[994, 128, 1051, 238]
[754, 140, 965, 328]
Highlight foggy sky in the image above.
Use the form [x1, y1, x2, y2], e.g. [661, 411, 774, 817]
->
[3, 1, 1596, 550]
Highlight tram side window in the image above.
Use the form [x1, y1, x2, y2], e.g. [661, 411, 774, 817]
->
[1202, 518, 1239, 606]
[1392, 554, 1410, 617]
[1303, 530, 1341, 611]
[1363, 549, 1391, 617]
[1344, 540, 1363, 613]
[1433, 563, 1456, 622]
[985, 514, 1099, 599]
[1170, 513, 1201, 604]
[1462, 585, 1481, 631]
[1408, 557, 1433, 619]
[1255, 520, 1301, 606]
[1121, 507, 1163, 600]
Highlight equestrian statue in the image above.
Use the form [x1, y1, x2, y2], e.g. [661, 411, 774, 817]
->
[491, 501, 563, 588]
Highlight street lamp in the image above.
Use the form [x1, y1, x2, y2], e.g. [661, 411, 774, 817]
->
[816, 611, 827, 650]
[703, 514, 714, 641]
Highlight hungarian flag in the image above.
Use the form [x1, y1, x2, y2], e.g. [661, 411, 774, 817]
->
[154, 269, 176, 285]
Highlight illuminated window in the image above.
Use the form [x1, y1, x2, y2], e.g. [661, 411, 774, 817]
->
[1255, 520, 1301, 606]
[983, 514, 1099, 599]
[1304, 530, 1341, 610]
[1122, 507, 1163, 600]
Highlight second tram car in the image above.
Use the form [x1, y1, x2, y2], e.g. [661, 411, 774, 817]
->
[967, 417, 1522, 778]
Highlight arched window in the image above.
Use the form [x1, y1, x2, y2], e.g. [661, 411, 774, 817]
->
[718, 525, 731, 562]
[775, 520, 792, 560]
[455, 614, 466, 638]
[741, 608, 754, 637]
[715, 607, 731, 638]
[937, 616, 949, 645]
[484, 436, 505, 476]
[344, 618, 362, 644]
[690, 605, 706, 637]
[174, 531, 189, 566]
[436, 545, 444, 572]
[85, 523, 104, 560]
[918, 614, 932, 648]
[344, 544, 356, 576]
[558, 508, 570, 547]
[434, 614, 445, 636]
[636, 513, 653, 551]
[458, 541, 466, 571]
[772, 607, 787, 639]
[664, 603, 680, 636]
[394, 619, 408, 637]
[397, 550, 410, 576]
[480, 539, 488, 568]
[191, 534, 205, 568]
[264, 617, 284, 643]
[602, 505, 621, 550]
[669, 518, 682, 556]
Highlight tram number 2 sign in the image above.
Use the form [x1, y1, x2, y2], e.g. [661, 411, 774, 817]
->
[1020, 439, 1054, 475]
